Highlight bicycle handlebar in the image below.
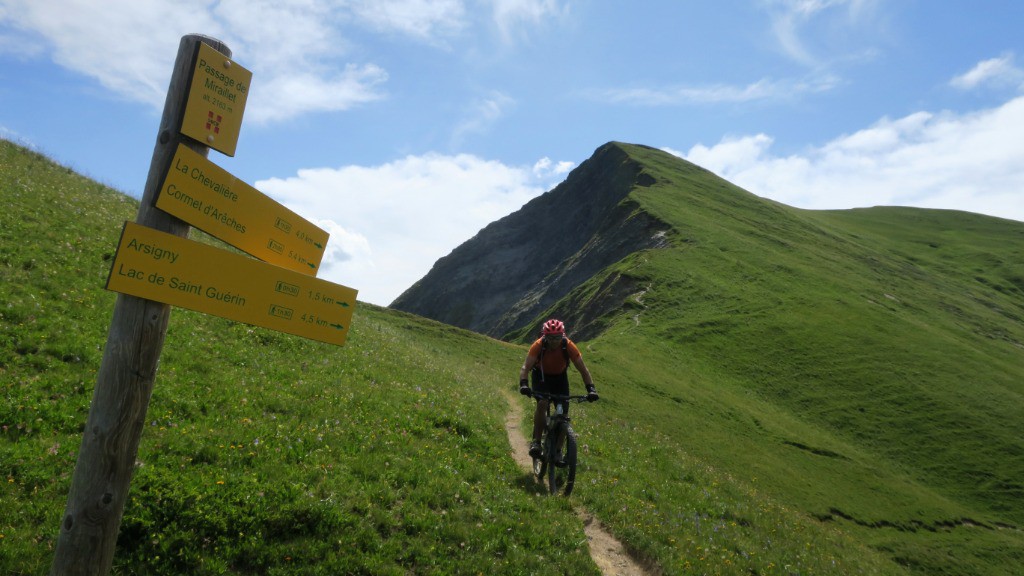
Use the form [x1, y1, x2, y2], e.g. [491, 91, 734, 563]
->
[530, 392, 591, 403]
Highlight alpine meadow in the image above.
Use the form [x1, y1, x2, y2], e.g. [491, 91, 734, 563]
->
[2, 138, 1023, 575]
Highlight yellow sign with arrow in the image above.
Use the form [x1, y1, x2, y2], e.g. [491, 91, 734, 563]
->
[156, 144, 327, 275]
[107, 222, 356, 346]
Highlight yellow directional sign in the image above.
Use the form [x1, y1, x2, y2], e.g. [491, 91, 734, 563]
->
[106, 222, 356, 346]
[180, 42, 252, 156]
[156, 144, 328, 275]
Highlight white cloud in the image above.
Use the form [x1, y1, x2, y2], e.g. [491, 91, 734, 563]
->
[0, 22, 43, 58]
[0, 0, 210, 104]
[598, 73, 841, 106]
[492, 0, 568, 43]
[950, 54, 1024, 92]
[595, 0, 879, 108]
[0, 0, 445, 123]
[314, 219, 373, 271]
[677, 134, 777, 174]
[451, 91, 516, 145]
[0, 0, 566, 123]
[532, 157, 575, 178]
[762, 0, 883, 66]
[247, 64, 389, 123]
[671, 96, 1024, 223]
[347, 0, 467, 41]
[256, 152, 570, 305]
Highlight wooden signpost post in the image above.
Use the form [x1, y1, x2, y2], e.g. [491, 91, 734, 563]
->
[50, 34, 356, 575]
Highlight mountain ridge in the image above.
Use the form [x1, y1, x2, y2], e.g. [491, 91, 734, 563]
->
[392, 140, 1024, 551]
[391, 142, 672, 338]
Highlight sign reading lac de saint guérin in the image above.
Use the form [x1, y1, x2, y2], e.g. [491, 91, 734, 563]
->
[156, 144, 328, 275]
[180, 41, 252, 156]
[107, 222, 356, 346]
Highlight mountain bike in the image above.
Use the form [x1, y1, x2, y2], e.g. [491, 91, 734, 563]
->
[531, 393, 591, 496]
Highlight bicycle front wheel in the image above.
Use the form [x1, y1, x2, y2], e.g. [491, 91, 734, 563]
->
[546, 432, 559, 495]
[562, 428, 578, 496]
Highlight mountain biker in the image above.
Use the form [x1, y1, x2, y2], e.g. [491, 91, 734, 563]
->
[518, 319, 598, 458]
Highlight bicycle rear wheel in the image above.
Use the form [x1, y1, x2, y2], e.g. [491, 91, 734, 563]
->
[562, 428, 578, 496]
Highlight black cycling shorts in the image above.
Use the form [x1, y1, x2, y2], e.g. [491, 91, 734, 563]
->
[531, 369, 570, 413]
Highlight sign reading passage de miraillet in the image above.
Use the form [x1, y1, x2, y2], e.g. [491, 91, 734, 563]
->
[107, 222, 357, 346]
[157, 144, 328, 275]
[180, 41, 252, 156]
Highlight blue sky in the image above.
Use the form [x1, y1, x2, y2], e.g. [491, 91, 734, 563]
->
[2, 0, 1023, 306]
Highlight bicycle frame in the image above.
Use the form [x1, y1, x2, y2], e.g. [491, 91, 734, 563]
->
[531, 393, 589, 496]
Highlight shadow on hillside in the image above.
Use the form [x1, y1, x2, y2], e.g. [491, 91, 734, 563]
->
[513, 473, 550, 496]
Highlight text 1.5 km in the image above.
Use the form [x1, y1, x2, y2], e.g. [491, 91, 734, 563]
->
[307, 290, 335, 305]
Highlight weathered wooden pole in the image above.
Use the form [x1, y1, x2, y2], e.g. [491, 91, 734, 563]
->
[50, 34, 230, 576]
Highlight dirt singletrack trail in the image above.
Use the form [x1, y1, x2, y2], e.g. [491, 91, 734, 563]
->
[503, 394, 653, 576]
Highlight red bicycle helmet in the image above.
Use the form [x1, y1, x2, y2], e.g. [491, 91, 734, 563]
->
[541, 319, 565, 335]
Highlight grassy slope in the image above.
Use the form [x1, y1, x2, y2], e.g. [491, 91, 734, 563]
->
[543, 143, 1024, 575]
[1, 137, 1019, 575]
[1, 139, 599, 575]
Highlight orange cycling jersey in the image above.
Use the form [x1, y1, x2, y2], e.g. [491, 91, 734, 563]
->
[529, 338, 582, 375]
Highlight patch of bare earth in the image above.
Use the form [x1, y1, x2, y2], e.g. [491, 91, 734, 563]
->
[503, 393, 653, 576]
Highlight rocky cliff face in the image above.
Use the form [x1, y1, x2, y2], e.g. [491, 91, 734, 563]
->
[390, 142, 671, 339]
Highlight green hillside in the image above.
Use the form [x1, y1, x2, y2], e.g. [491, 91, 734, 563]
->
[514, 143, 1024, 574]
[2, 137, 1021, 575]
